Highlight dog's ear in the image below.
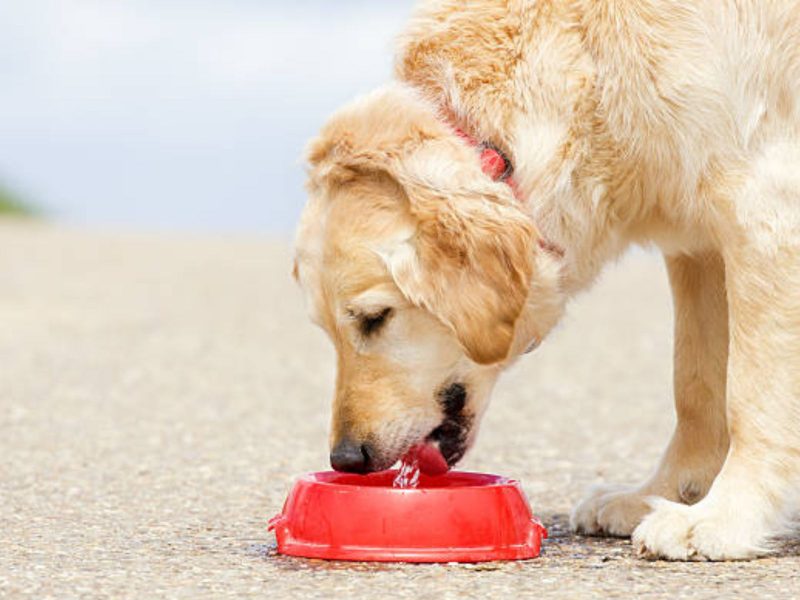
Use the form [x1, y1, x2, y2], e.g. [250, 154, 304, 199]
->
[306, 134, 359, 187]
[380, 142, 536, 365]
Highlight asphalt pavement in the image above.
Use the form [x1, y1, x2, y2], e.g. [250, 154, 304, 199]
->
[2, 222, 798, 598]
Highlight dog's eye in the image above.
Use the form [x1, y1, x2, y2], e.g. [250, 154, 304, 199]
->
[358, 307, 393, 336]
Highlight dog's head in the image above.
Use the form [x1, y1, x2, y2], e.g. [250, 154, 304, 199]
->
[294, 85, 564, 472]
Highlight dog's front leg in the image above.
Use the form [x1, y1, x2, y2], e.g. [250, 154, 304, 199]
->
[634, 158, 800, 559]
[571, 252, 729, 537]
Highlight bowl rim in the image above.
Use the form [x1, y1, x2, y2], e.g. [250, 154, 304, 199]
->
[296, 469, 519, 492]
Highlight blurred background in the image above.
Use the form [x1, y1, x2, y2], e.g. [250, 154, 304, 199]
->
[0, 0, 414, 233]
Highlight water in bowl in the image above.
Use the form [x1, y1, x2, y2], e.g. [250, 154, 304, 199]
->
[392, 455, 421, 488]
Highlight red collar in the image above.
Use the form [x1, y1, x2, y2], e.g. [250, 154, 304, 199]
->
[454, 126, 564, 258]
[453, 127, 522, 200]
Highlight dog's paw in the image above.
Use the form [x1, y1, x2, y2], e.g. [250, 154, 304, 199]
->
[632, 498, 766, 561]
[570, 483, 653, 537]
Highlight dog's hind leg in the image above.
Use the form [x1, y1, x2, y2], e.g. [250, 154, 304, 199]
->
[571, 252, 729, 537]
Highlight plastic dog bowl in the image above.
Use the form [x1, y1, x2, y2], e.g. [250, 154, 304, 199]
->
[268, 470, 546, 563]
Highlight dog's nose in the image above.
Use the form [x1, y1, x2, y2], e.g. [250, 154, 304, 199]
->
[330, 438, 372, 473]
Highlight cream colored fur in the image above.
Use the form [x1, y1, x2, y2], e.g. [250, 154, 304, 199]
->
[296, 0, 800, 560]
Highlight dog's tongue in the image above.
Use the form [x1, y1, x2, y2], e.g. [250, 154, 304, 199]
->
[405, 442, 449, 476]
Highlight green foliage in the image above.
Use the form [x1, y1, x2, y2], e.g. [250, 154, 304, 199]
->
[0, 183, 34, 216]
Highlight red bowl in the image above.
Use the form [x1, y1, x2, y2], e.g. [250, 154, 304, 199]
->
[268, 470, 546, 563]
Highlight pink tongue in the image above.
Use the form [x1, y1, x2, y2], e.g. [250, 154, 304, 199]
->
[406, 443, 449, 476]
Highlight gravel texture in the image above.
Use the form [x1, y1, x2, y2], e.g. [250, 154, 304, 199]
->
[1, 222, 798, 599]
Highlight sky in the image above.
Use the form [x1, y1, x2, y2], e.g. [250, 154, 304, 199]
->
[0, 0, 414, 233]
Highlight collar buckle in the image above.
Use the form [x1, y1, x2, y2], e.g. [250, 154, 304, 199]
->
[478, 142, 514, 182]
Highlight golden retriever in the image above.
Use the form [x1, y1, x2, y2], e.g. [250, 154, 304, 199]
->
[293, 0, 800, 561]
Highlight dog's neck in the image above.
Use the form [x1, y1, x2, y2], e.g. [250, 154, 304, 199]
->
[399, 14, 636, 301]
[450, 121, 569, 259]
[451, 116, 613, 315]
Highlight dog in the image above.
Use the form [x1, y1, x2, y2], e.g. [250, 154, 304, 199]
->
[293, 0, 800, 560]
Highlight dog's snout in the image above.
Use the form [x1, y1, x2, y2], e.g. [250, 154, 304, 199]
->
[330, 438, 373, 473]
